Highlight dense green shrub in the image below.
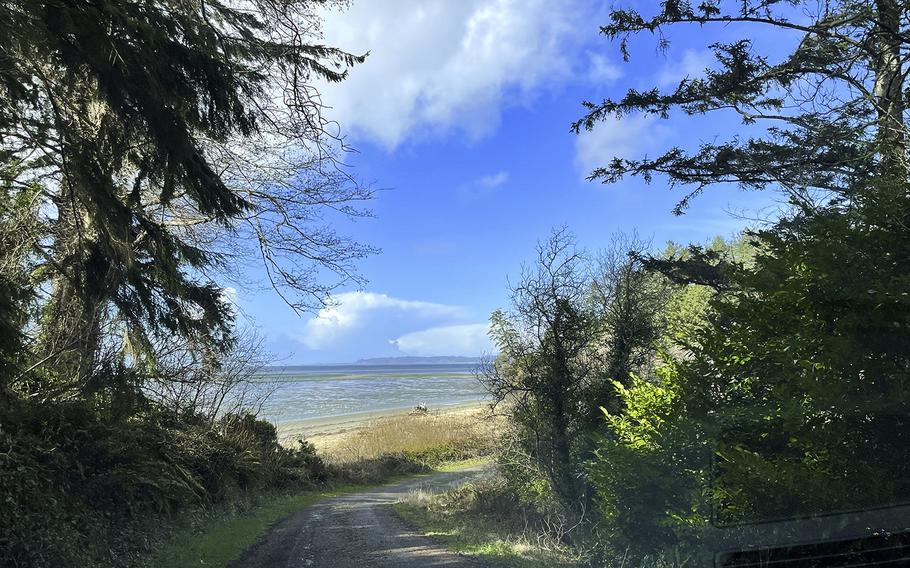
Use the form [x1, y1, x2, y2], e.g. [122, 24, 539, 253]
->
[0, 393, 327, 567]
[684, 195, 910, 522]
[586, 188, 910, 562]
[586, 366, 708, 555]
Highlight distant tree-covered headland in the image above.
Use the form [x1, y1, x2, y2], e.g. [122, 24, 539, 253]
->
[354, 356, 483, 366]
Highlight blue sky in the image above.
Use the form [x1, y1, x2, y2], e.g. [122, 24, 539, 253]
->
[232, 0, 794, 364]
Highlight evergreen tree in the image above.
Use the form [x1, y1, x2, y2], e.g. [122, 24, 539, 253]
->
[0, 1, 371, 391]
[574, 0, 907, 211]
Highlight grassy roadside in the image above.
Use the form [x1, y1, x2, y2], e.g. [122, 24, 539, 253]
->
[150, 460, 490, 568]
[148, 411, 498, 568]
[393, 502, 581, 568]
[150, 484, 360, 568]
[435, 456, 491, 472]
[393, 476, 585, 568]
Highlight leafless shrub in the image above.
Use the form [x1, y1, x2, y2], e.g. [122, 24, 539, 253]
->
[144, 326, 274, 421]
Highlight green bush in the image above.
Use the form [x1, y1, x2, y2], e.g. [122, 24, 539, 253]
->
[0, 394, 327, 567]
[585, 366, 707, 556]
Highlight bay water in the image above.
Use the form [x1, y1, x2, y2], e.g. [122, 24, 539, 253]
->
[250, 363, 487, 424]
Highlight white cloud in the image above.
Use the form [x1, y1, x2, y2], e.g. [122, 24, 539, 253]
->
[573, 48, 707, 179]
[478, 171, 509, 188]
[221, 286, 238, 305]
[574, 114, 671, 178]
[320, 0, 578, 148]
[299, 291, 464, 349]
[586, 51, 623, 84]
[391, 323, 493, 357]
[457, 170, 510, 200]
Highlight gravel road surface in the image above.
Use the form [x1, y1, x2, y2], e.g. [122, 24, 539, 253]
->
[230, 466, 489, 568]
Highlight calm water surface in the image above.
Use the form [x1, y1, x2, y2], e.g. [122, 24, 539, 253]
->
[252, 363, 487, 424]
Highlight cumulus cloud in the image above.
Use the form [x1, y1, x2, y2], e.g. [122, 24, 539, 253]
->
[320, 0, 579, 148]
[574, 114, 671, 178]
[299, 291, 464, 349]
[391, 323, 493, 357]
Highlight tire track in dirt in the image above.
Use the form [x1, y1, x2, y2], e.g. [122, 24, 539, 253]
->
[230, 465, 489, 568]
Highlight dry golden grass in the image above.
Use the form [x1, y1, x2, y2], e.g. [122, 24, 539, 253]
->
[322, 407, 500, 466]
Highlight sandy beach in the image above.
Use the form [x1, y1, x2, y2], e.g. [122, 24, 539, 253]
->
[276, 401, 489, 450]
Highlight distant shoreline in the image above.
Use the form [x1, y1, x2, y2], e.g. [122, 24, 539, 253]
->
[353, 356, 483, 365]
[261, 356, 485, 370]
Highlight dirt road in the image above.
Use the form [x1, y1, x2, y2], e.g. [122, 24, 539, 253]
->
[229, 465, 489, 568]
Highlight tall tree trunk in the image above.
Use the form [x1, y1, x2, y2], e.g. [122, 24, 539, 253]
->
[41, 189, 107, 389]
[874, 0, 906, 180]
